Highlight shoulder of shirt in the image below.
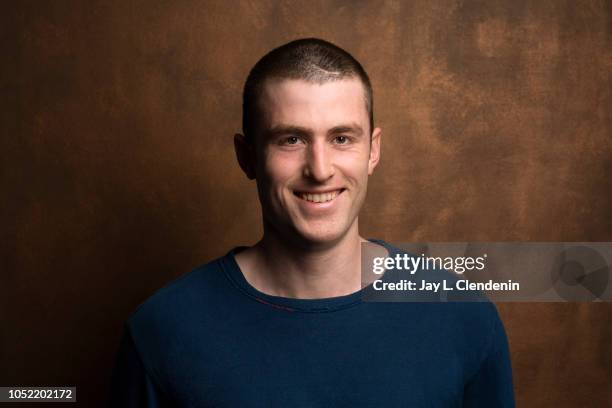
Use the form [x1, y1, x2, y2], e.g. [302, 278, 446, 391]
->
[125, 252, 230, 331]
[379, 240, 503, 332]
[119, 253, 232, 394]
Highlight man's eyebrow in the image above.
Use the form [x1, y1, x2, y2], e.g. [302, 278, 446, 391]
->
[327, 124, 364, 137]
[265, 125, 312, 137]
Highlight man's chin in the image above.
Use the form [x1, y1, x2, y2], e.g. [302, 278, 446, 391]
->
[292, 225, 348, 247]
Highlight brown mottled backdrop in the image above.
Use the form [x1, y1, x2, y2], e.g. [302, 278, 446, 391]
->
[1, 0, 611, 406]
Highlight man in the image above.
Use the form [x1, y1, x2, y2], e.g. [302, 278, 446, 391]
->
[110, 38, 515, 407]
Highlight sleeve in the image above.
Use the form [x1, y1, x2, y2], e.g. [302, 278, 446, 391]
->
[109, 325, 173, 408]
[462, 309, 515, 407]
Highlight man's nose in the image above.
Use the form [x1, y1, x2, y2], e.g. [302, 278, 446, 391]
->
[303, 141, 334, 182]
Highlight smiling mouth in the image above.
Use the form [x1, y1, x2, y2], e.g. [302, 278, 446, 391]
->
[294, 189, 345, 203]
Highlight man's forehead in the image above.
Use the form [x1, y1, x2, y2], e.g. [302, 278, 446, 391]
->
[258, 77, 369, 130]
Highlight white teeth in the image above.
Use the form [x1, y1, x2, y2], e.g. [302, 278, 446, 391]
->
[299, 190, 341, 203]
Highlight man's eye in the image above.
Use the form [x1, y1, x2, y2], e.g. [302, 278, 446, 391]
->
[283, 136, 301, 145]
[334, 135, 350, 144]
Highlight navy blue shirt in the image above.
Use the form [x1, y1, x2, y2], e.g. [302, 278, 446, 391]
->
[110, 241, 514, 407]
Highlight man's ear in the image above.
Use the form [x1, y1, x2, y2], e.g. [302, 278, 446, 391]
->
[368, 127, 382, 175]
[234, 133, 256, 180]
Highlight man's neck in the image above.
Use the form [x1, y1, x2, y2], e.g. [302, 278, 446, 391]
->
[235, 223, 367, 299]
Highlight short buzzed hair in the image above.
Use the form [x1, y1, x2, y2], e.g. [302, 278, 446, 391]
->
[242, 38, 374, 141]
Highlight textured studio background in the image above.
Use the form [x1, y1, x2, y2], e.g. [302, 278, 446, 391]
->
[1, 0, 611, 406]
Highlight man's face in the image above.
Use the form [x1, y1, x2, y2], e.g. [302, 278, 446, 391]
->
[247, 77, 381, 246]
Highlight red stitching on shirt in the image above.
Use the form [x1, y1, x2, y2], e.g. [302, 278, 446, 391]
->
[254, 297, 295, 312]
